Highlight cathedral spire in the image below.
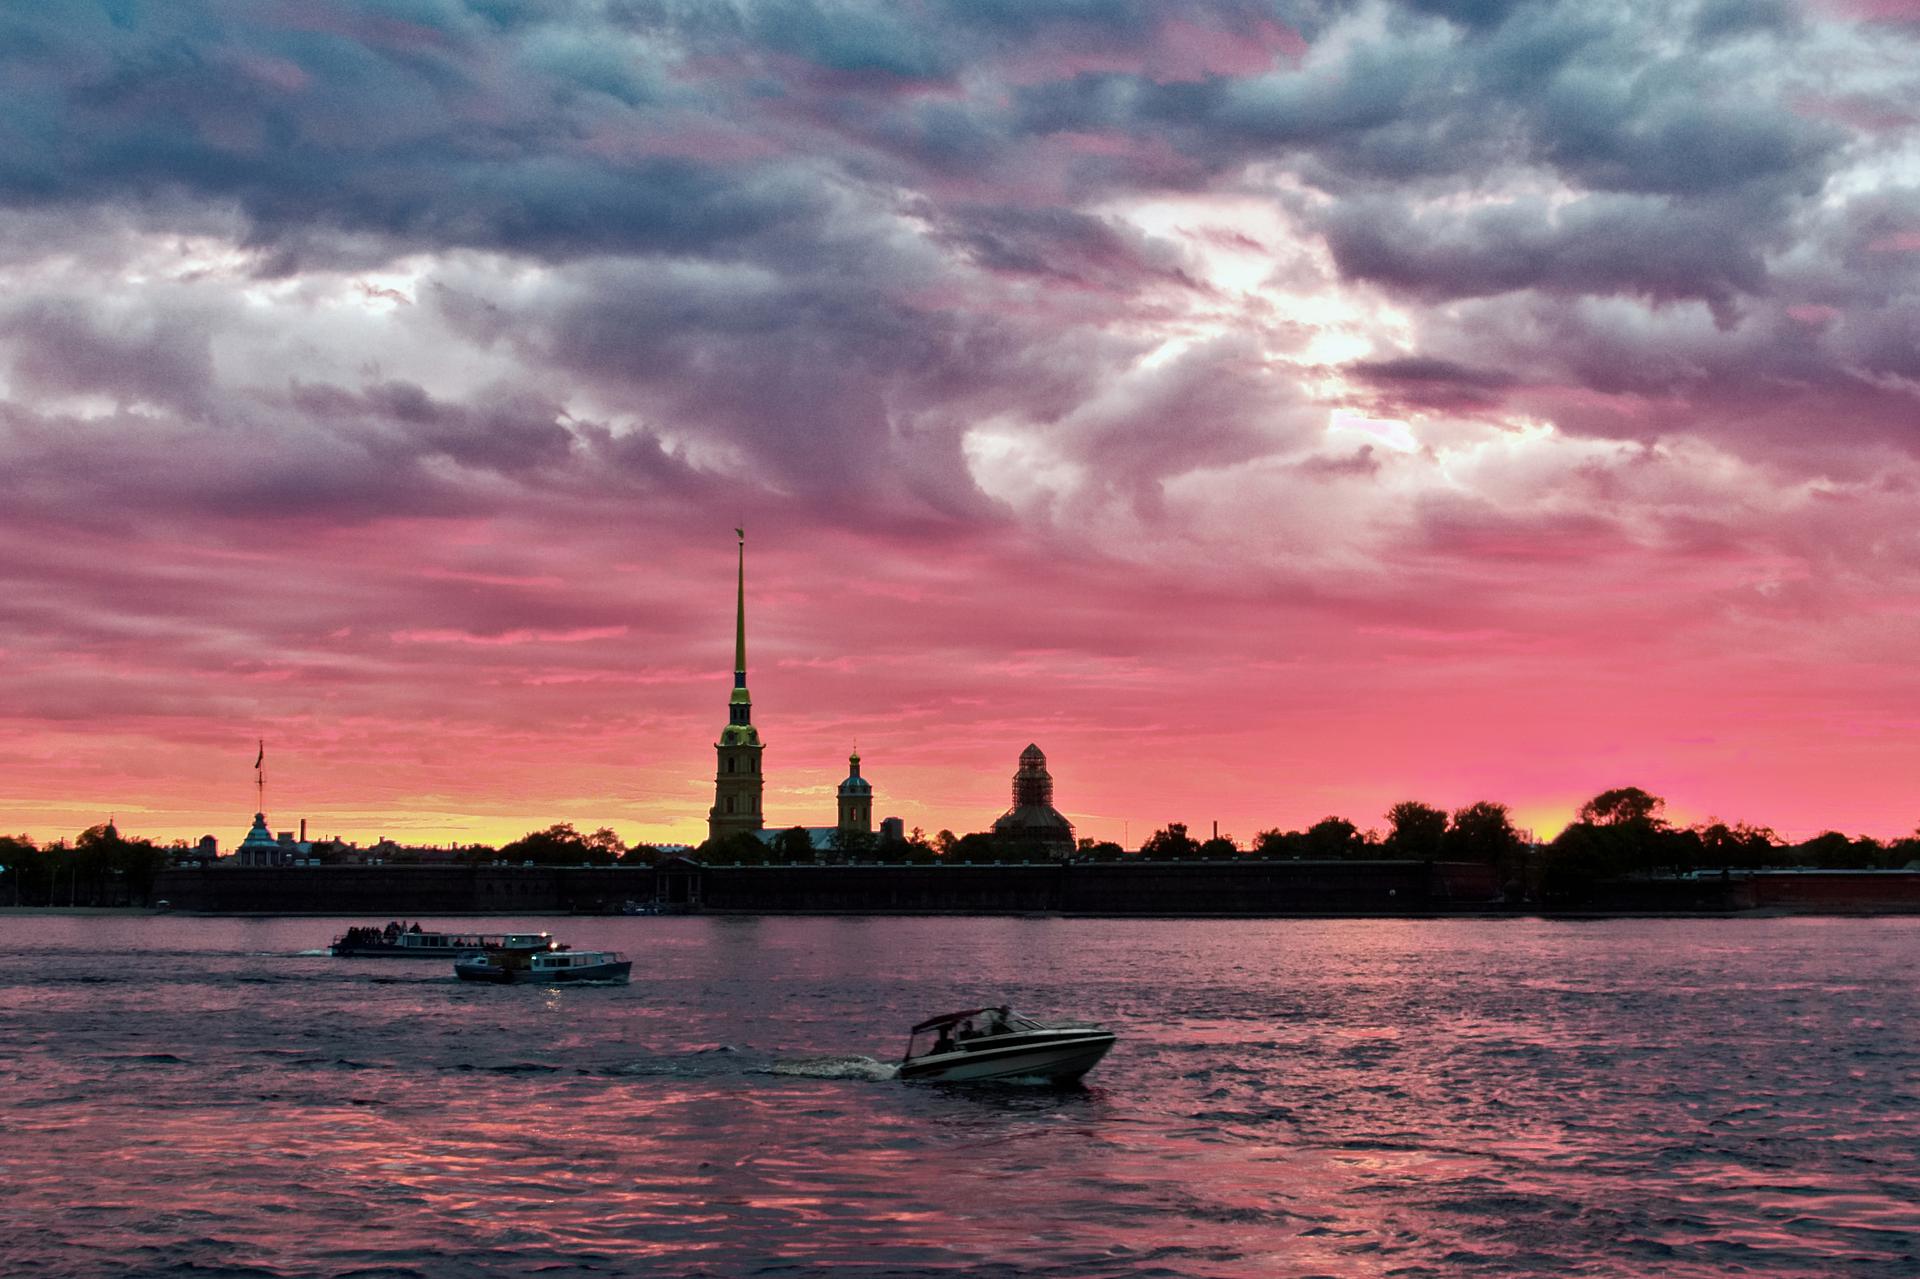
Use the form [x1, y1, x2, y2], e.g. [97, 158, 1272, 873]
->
[728, 528, 753, 727]
[734, 526, 746, 682]
[711, 528, 765, 844]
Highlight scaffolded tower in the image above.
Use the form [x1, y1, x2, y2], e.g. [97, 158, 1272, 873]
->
[991, 743, 1076, 858]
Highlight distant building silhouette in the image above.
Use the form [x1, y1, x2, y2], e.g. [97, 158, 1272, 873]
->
[837, 753, 872, 836]
[992, 743, 1075, 858]
[236, 737, 280, 865]
[709, 530, 765, 843]
[703, 532, 902, 857]
[236, 812, 280, 866]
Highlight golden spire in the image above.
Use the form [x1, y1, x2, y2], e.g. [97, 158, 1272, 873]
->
[734, 527, 746, 679]
[723, 529, 754, 735]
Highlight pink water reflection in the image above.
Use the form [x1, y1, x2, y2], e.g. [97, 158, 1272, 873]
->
[0, 915, 1915, 1277]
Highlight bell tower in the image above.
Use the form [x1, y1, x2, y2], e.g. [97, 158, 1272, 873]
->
[708, 528, 765, 843]
[837, 753, 872, 835]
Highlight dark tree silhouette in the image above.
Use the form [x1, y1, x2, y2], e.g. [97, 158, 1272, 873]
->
[893, 830, 938, 864]
[1579, 787, 1665, 827]
[701, 831, 771, 864]
[773, 826, 816, 864]
[949, 832, 1000, 863]
[1140, 823, 1200, 860]
[0, 834, 33, 905]
[831, 827, 878, 861]
[1441, 801, 1528, 899]
[1695, 821, 1777, 870]
[584, 827, 628, 860]
[1384, 801, 1447, 860]
[502, 823, 605, 865]
[1791, 830, 1883, 869]
[1250, 828, 1299, 859]
[1302, 816, 1365, 859]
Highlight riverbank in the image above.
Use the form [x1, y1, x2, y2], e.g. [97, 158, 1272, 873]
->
[134, 861, 1920, 917]
[0, 906, 166, 916]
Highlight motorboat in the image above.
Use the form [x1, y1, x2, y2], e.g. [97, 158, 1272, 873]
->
[898, 1006, 1115, 1083]
[454, 948, 632, 985]
[330, 922, 559, 958]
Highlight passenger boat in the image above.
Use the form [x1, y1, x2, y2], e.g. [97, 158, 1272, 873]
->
[328, 922, 558, 958]
[453, 948, 632, 985]
[898, 1006, 1116, 1083]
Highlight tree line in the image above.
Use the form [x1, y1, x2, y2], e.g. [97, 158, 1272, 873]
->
[0, 824, 171, 907]
[3, 788, 1916, 904]
[678, 788, 1920, 889]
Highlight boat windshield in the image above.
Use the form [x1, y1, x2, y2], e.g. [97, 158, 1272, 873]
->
[906, 1006, 1048, 1058]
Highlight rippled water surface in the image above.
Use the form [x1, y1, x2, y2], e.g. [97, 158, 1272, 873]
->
[1, 915, 1915, 1278]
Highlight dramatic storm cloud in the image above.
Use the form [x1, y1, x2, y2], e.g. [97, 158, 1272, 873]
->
[4, 0, 1920, 846]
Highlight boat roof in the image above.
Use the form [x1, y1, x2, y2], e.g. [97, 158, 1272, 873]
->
[911, 1006, 1009, 1034]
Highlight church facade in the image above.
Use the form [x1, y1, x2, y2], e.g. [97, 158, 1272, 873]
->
[708, 530, 766, 843]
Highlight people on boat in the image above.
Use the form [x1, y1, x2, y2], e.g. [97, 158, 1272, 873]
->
[933, 1027, 956, 1054]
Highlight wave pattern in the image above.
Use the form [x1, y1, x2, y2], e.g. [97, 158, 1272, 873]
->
[0, 915, 1915, 1277]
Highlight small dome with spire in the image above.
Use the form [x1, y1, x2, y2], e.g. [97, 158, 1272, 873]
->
[838, 752, 871, 796]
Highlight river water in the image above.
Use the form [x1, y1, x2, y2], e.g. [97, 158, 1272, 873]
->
[0, 915, 1914, 1278]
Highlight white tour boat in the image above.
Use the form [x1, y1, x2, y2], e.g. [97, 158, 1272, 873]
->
[454, 948, 632, 985]
[330, 922, 558, 958]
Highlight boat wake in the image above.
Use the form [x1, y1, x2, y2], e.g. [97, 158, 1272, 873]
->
[762, 1055, 899, 1082]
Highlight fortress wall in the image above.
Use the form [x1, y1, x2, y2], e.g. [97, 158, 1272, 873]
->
[153, 862, 1920, 915]
[1747, 871, 1920, 912]
[152, 865, 572, 913]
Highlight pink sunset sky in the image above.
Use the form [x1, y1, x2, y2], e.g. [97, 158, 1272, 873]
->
[5, 0, 1920, 849]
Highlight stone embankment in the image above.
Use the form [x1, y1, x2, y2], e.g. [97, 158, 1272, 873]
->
[146, 861, 1920, 915]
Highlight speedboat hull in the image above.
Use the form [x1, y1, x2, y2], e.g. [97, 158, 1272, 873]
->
[899, 1029, 1115, 1083]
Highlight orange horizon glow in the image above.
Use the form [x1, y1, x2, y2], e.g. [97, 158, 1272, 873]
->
[6, 525, 1917, 853]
